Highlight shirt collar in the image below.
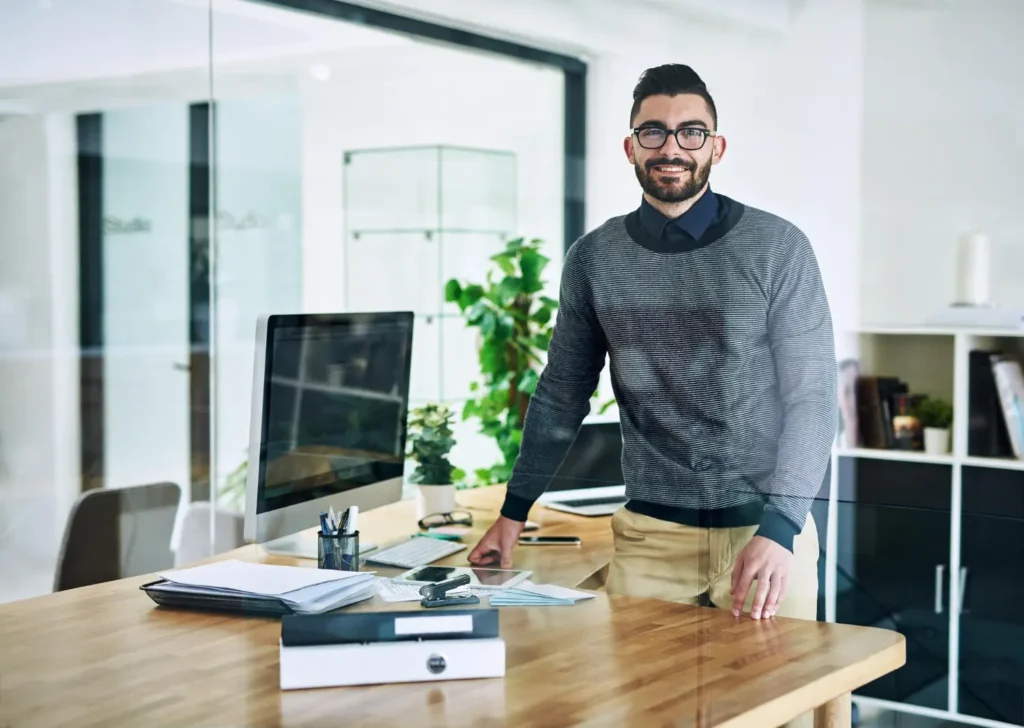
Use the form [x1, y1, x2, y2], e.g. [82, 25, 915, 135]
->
[638, 186, 719, 242]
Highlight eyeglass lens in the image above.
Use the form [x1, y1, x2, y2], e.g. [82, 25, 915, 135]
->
[636, 128, 707, 150]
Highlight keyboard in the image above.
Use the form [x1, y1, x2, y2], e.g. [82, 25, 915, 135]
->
[364, 537, 467, 569]
[556, 495, 628, 508]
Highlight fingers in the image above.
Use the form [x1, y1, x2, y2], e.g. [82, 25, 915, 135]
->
[468, 539, 497, 565]
[750, 572, 771, 619]
[732, 565, 755, 617]
[763, 574, 786, 619]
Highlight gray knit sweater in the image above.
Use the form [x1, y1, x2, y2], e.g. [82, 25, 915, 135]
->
[500, 195, 837, 552]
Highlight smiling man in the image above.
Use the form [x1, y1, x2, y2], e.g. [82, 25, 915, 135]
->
[469, 65, 837, 633]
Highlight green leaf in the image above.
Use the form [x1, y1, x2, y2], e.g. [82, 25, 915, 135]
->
[444, 279, 462, 304]
[518, 249, 548, 293]
[458, 284, 485, 310]
[598, 398, 617, 415]
[540, 296, 559, 310]
[530, 306, 552, 325]
[497, 275, 524, 303]
[465, 299, 490, 325]
[518, 369, 539, 395]
[490, 253, 515, 276]
[505, 237, 525, 253]
[531, 331, 552, 351]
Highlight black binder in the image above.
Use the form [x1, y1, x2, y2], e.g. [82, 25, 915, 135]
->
[281, 608, 500, 646]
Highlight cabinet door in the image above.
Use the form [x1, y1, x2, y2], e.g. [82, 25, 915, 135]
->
[834, 457, 952, 711]
[959, 466, 1024, 725]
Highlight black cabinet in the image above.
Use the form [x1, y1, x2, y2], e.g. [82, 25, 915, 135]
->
[834, 457, 952, 710]
[959, 466, 1024, 725]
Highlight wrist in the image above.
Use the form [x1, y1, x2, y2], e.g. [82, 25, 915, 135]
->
[755, 510, 801, 553]
[500, 492, 535, 522]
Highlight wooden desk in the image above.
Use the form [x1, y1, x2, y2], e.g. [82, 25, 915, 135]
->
[0, 487, 903, 727]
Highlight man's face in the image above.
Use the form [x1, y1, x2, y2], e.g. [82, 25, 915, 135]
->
[624, 93, 725, 204]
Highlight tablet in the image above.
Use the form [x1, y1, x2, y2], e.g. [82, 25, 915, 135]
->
[392, 565, 532, 590]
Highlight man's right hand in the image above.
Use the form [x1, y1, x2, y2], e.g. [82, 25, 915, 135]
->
[467, 516, 525, 568]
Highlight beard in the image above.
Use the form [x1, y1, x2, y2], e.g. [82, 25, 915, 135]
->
[634, 154, 712, 203]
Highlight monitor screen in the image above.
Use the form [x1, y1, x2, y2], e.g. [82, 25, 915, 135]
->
[545, 421, 623, 492]
[255, 312, 413, 515]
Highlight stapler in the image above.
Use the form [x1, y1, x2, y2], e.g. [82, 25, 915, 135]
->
[419, 574, 480, 608]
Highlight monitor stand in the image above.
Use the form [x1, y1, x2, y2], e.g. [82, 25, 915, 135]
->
[260, 531, 377, 560]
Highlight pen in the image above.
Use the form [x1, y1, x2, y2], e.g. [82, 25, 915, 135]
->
[319, 513, 334, 569]
[340, 506, 358, 570]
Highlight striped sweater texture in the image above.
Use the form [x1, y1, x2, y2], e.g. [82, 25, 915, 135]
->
[501, 196, 838, 551]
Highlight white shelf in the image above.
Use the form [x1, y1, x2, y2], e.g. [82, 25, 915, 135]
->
[836, 447, 954, 465]
[962, 456, 1024, 472]
[854, 324, 1024, 338]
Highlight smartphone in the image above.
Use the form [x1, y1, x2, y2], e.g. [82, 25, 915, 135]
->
[518, 536, 581, 545]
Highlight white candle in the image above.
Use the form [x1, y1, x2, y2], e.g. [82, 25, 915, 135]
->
[954, 232, 991, 306]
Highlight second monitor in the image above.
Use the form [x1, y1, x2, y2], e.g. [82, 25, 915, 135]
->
[243, 311, 414, 559]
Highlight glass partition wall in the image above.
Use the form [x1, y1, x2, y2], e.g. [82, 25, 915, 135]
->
[0, 0, 577, 602]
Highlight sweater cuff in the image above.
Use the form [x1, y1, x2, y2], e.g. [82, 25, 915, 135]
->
[755, 510, 801, 553]
[500, 492, 535, 522]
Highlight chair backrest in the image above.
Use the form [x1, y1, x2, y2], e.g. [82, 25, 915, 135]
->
[53, 482, 182, 592]
[173, 501, 245, 567]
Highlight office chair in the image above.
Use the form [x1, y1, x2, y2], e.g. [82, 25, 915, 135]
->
[53, 481, 182, 592]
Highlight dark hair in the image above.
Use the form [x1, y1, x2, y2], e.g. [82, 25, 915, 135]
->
[630, 64, 718, 129]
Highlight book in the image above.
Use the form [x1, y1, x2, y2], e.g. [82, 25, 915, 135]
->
[990, 355, 1024, 459]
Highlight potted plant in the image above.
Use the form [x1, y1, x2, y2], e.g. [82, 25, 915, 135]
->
[915, 396, 954, 454]
[445, 237, 614, 486]
[407, 403, 464, 518]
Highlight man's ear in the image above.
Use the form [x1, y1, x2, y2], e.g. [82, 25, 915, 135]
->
[712, 134, 727, 165]
[623, 136, 635, 164]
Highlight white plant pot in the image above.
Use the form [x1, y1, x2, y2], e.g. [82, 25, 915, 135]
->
[923, 427, 951, 455]
[416, 483, 456, 520]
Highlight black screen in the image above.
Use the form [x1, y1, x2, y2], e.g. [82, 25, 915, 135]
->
[545, 421, 624, 492]
[256, 312, 413, 514]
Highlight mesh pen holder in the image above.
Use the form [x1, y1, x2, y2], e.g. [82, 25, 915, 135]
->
[318, 530, 360, 571]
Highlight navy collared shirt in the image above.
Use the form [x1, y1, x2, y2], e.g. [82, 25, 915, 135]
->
[638, 186, 721, 244]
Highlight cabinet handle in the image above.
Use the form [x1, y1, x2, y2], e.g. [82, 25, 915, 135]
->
[935, 564, 945, 614]
[958, 566, 968, 614]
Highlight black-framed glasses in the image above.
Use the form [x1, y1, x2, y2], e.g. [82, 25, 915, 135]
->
[418, 511, 473, 530]
[633, 127, 715, 150]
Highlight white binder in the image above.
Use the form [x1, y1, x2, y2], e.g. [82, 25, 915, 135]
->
[279, 637, 506, 689]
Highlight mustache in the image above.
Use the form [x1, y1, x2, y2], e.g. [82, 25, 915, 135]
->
[645, 158, 695, 172]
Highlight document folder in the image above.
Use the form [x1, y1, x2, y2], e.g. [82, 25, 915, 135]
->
[279, 609, 505, 689]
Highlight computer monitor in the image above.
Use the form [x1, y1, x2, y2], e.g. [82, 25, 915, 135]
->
[544, 421, 624, 492]
[243, 311, 414, 558]
[535, 421, 626, 516]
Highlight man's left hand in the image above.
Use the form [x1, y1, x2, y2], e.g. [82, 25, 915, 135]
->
[730, 536, 792, 619]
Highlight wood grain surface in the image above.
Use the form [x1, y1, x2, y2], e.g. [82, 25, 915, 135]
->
[0, 487, 903, 727]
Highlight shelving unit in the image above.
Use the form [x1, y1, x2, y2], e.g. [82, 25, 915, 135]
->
[341, 145, 519, 480]
[827, 325, 1024, 728]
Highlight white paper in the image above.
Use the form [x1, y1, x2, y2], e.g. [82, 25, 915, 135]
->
[158, 559, 369, 597]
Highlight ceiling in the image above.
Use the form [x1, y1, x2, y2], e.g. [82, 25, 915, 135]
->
[0, 0, 411, 90]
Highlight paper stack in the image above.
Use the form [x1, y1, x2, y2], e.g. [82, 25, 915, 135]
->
[152, 560, 376, 614]
[488, 581, 595, 607]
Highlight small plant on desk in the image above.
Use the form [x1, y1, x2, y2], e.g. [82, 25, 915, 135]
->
[915, 396, 954, 455]
[407, 403, 465, 516]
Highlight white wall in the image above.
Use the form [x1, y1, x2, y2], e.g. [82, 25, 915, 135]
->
[585, 0, 864, 360]
[861, 0, 1024, 325]
[370, 0, 865, 359]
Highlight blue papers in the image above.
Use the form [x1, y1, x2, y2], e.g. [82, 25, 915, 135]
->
[487, 581, 595, 607]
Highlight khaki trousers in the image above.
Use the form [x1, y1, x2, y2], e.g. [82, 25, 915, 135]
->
[605, 507, 820, 728]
